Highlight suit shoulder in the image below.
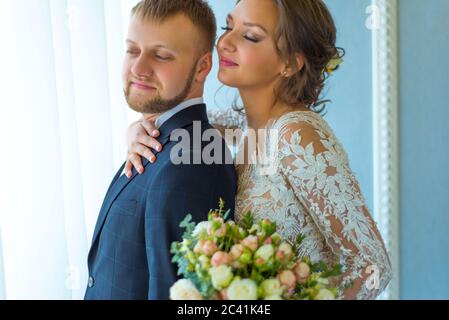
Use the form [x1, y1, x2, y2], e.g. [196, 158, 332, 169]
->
[164, 123, 235, 167]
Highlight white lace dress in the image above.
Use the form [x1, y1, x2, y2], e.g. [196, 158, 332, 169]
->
[208, 108, 393, 300]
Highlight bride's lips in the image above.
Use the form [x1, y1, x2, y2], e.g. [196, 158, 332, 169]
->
[131, 82, 156, 90]
[219, 56, 239, 67]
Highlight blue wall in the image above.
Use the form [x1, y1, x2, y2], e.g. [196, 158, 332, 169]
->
[399, 0, 449, 299]
[323, 0, 374, 213]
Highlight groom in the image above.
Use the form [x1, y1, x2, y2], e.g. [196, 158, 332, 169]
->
[85, 0, 236, 300]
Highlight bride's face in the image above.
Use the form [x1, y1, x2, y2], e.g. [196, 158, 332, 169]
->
[217, 0, 286, 90]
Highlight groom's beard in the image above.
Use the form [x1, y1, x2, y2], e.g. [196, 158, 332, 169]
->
[124, 61, 198, 114]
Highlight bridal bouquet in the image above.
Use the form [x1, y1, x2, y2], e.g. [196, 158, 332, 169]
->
[169, 200, 342, 300]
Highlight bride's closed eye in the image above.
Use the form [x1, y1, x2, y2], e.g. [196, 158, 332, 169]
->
[220, 26, 261, 43]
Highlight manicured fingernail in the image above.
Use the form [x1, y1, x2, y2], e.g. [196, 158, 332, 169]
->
[156, 145, 162, 152]
[150, 156, 156, 163]
[126, 172, 131, 178]
[138, 167, 143, 174]
[152, 130, 159, 137]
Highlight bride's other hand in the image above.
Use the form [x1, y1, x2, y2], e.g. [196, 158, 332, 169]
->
[124, 118, 162, 178]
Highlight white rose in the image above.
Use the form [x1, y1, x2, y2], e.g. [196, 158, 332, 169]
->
[209, 265, 234, 290]
[315, 288, 335, 300]
[198, 255, 210, 269]
[317, 277, 330, 286]
[260, 278, 283, 298]
[255, 244, 274, 262]
[169, 279, 203, 300]
[227, 279, 258, 300]
[192, 221, 210, 237]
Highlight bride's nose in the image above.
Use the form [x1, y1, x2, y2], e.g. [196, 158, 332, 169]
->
[217, 32, 237, 53]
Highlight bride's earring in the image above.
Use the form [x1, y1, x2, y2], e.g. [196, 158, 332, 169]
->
[282, 71, 289, 78]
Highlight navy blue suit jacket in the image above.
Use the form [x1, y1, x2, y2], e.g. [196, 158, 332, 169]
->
[84, 104, 236, 300]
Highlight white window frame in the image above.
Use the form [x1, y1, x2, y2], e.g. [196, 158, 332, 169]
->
[372, 0, 400, 300]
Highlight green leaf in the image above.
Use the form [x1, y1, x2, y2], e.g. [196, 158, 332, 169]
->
[296, 234, 306, 246]
[180, 214, 192, 228]
[170, 242, 179, 255]
[292, 233, 306, 254]
[241, 212, 254, 230]
[218, 198, 225, 216]
[322, 263, 343, 278]
[179, 214, 196, 239]
[223, 209, 231, 221]
[310, 261, 328, 273]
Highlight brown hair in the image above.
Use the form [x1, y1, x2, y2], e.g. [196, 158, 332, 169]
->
[131, 0, 217, 54]
[235, 0, 345, 113]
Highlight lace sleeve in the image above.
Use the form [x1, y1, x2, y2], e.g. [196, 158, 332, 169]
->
[278, 120, 392, 300]
[207, 107, 247, 129]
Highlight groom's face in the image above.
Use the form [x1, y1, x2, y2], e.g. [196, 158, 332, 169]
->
[122, 13, 203, 114]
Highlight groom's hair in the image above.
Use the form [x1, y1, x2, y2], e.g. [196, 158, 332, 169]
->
[131, 0, 217, 54]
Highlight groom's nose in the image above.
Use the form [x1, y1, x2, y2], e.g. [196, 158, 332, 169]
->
[131, 55, 155, 79]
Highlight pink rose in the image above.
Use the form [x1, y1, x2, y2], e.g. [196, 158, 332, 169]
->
[219, 288, 228, 300]
[214, 224, 227, 238]
[230, 244, 244, 260]
[211, 251, 232, 267]
[275, 242, 294, 262]
[275, 250, 285, 262]
[194, 239, 206, 254]
[278, 270, 296, 289]
[241, 235, 259, 252]
[294, 261, 311, 283]
[212, 216, 224, 223]
[255, 257, 265, 266]
[202, 240, 218, 257]
[208, 217, 226, 237]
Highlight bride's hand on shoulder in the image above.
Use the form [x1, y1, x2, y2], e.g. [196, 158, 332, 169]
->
[124, 118, 163, 178]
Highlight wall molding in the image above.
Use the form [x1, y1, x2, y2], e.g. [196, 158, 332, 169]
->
[0, 226, 5, 299]
[372, 0, 400, 300]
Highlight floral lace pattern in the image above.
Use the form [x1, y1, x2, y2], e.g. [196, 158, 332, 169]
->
[209, 108, 393, 299]
[207, 107, 247, 130]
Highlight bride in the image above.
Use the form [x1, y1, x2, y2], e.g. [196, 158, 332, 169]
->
[123, 0, 392, 299]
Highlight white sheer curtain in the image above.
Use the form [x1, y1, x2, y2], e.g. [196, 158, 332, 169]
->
[0, 0, 139, 299]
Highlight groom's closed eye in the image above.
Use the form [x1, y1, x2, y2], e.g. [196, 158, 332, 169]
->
[154, 54, 172, 61]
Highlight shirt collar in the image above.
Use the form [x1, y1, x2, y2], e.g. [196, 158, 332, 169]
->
[155, 97, 204, 129]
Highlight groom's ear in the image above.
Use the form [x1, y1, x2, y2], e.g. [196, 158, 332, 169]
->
[194, 52, 213, 83]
